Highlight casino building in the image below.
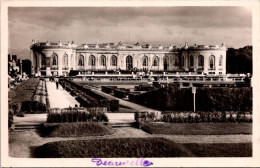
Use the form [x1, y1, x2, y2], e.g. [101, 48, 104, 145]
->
[30, 40, 227, 76]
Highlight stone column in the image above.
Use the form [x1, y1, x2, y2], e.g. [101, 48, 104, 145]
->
[204, 54, 209, 74]
[37, 53, 41, 75]
[58, 54, 62, 76]
[194, 55, 198, 72]
[30, 49, 35, 75]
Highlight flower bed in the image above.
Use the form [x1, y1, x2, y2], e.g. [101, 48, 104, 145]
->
[134, 111, 252, 123]
[47, 107, 109, 123]
[23, 80, 48, 113]
[8, 78, 48, 115]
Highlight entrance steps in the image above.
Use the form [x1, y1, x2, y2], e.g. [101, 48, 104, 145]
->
[13, 123, 42, 132]
[110, 122, 136, 128]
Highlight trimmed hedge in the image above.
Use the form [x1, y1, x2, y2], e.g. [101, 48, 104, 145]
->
[101, 86, 117, 94]
[41, 122, 113, 137]
[114, 89, 130, 98]
[47, 107, 109, 123]
[61, 79, 119, 112]
[135, 85, 156, 91]
[129, 92, 142, 103]
[133, 85, 252, 111]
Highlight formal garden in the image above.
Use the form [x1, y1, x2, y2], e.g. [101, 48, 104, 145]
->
[8, 77, 253, 158]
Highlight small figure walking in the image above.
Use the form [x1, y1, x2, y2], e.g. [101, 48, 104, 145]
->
[55, 78, 59, 89]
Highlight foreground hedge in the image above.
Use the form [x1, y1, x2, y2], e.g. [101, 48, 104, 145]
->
[41, 122, 113, 137]
[133, 85, 252, 111]
[34, 138, 252, 157]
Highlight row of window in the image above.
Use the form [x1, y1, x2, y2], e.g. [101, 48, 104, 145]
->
[187, 55, 223, 68]
[41, 53, 223, 69]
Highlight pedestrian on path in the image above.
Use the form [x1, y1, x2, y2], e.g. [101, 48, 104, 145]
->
[55, 78, 59, 89]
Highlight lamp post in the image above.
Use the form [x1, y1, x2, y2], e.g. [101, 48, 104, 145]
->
[192, 87, 196, 112]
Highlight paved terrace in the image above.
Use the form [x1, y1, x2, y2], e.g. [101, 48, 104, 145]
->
[47, 81, 80, 108]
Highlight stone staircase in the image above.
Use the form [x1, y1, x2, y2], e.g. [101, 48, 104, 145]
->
[13, 123, 42, 132]
[110, 122, 136, 128]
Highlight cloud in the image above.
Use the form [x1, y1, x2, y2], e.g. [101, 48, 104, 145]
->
[8, 6, 252, 59]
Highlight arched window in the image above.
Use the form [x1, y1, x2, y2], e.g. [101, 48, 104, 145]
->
[111, 55, 117, 66]
[126, 56, 133, 70]
[198, 55, 204, 66]
[41, 53, 46, 66]
[78, 55, 84, 66]
[163, 56, 169, 66]
[52, 53, 58, 66]
[63, 54, 68, 67]
[142, 56, 148, 66]
[89, 55, 95, 66]
[71, 54, 73, 67]
[153, 56, 159, 66]
[101, 55, 106, 66]
[190, 55, 194, 66]
[209, 55, 215, 69]
[174, 57, 179, 66]
[219, 55, 223, 66]
[163, 56, 169, 71]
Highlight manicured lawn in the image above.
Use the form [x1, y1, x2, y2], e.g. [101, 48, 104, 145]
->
[9, 78, 40, 103]
[183, 143, 252, 157]
[41, 122, 114, 137]
[34, 138, 252, 157]
[141, 123, 252, 135]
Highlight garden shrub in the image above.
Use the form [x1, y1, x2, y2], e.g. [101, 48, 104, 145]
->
[101, 86, 117, 94]
[133, 85, 252, 112]
[17, 111, 25, 117]
[62, 79, 119, 112]
[114, 89, 129, 98]
[41, 122, 114, 137]
[47, 107, 109, 123]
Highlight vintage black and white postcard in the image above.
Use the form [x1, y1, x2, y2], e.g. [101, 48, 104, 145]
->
[1, 0, 260, 167]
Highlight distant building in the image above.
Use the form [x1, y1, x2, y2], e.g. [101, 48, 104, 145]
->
[30, 40, 227, 76]
[8, 54, 20, 76]
[22, 59, 32, 76]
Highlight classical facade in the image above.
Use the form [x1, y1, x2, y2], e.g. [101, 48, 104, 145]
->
[30, 40, 227, 76]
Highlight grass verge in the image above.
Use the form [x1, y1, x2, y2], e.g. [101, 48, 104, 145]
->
[41, 122, 114, 137]
[141, 123, 252, 135]
[34, 137, 252, 157]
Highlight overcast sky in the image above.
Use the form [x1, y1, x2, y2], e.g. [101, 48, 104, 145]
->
[8, 7, 252, 59]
